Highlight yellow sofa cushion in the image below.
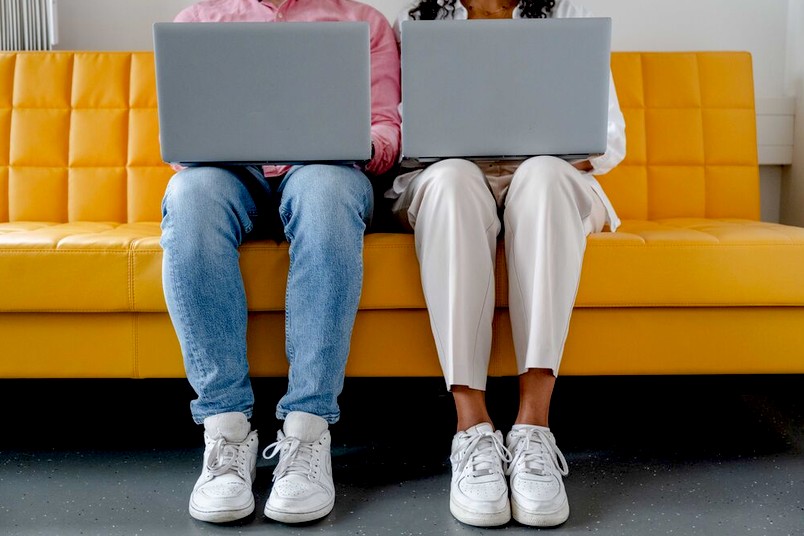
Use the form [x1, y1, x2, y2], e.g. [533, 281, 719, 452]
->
[2, 220, 803, 312]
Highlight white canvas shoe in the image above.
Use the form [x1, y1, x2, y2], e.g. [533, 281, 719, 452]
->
[263, 411, 334, 523]
[505, 424, 570, 527]
[189, 412, 259, 523]
[449, 422, 512, 527]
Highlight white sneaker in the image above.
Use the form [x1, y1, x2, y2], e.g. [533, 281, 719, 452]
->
[449, 422, 512, 527]
[262, 411, 334, 523]
[505, 424, 570, 527]
[189, 412, 259, 523]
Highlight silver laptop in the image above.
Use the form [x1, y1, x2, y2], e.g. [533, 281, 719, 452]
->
[400, 18, 611, 163]
[153, 22, 372, 165]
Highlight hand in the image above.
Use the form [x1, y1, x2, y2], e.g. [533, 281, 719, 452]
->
[572, 160, 593, 172]
[359, 142, 375, 172]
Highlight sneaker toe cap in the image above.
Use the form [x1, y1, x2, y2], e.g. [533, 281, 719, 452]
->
[192, 483, 253, 512]
[269, 477, 332, 513]
[454, 479, 508, 513]
[272, 477, 325, 499]
[511, 475, 564, 509]
[203, 480, 249, 496]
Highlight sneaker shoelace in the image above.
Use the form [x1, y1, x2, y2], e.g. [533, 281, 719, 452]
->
[262, 431, 316, 482]
[454, 429, 512, 478]
[206, 436, 246, 477]
[505, 428, 568, 478]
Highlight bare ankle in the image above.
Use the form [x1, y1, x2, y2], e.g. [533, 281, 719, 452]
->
[452, 385, 493, 432]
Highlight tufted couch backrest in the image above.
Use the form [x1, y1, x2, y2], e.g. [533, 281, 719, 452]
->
[600, 52, 760, 221]
[0, 52, 171, 224]
[0, 51, 759, 224]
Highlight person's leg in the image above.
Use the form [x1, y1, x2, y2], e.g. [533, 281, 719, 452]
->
[264, 164, 372, 524]
[505, 155, 607, 425]
[392, 159, 510, 527]
[392, 159, 500, 404]
[274, 164, 373, 422]
[502, 155, 606, 527]
[161, 165, 263, 423]
[452, 386, 493, 431]
[515, 368, 555, 426]
[504, 155, 597, 382]
[160, 165, 267, 523]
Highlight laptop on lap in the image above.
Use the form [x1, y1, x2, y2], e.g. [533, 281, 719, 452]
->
[400, 18, 612, 163]
[153, 22, 372, 166]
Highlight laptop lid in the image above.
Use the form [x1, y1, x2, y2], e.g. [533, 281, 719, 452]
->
[400, 18, 611, 162]
[153, 21, 372, 166]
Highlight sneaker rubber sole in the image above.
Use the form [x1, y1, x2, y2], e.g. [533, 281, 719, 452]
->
[511, 495, 569, 527]
[449, 497, 511, 527]
[264, 497, 335, 524]
[189, 498, 255, 523]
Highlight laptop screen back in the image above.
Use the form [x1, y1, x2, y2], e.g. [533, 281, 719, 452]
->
[153, 21, 372, 166]
[400, 18, 611, 162]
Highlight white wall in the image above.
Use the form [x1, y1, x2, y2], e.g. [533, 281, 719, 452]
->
[55, 0, 792, 98]
[375, 0, 792, 98]
[781, 0, 804, 226]
[54, 0, 196, 51]
[56, 0, 790, 98]
[761, 166, 783, 223]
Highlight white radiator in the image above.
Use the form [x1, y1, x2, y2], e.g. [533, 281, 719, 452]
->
[0, 0, 57, 50]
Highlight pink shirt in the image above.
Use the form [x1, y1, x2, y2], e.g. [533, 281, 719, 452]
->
[174, 0, 401, 176]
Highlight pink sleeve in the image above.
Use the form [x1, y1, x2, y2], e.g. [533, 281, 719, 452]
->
[173, 5, 200, 23]
[364, 12, 401, 176]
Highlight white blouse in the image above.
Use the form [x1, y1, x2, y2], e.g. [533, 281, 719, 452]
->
[391, 0, 626, 231]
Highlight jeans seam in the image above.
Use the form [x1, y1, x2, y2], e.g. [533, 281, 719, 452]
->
[284, 243, 295, 365]
[360, 176, 374, 225]
[275, 165, 370, 422]
[163, 218, 208, 392]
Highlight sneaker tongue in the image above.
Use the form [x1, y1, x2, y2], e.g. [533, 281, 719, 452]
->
[204, 412, 250, 442]
[511, 424, 550, 433]
[283, 411, 328, 443]
[462, 423, 497, 475]
[465, 422, 495, 435]
[509, 424, 552, 476]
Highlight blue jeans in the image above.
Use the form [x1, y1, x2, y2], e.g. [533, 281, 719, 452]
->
[160, 164, 373, 424]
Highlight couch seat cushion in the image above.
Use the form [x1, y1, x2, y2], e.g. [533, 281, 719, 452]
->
[0, 222, 159, 312]
[1, 219, 803, 312]
[575, 219, 804, 307]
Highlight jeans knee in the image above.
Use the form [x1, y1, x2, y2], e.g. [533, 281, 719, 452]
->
[280, 165, 372, 235]
[163, 167, 245, 216]
[161, 167, 254, 247]
[286, 165, 371, 204]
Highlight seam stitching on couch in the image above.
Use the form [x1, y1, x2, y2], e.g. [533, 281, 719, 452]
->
[132, 314, 139, 379]
[5, 243, 804, 253]
[2, 302, 802, 313]
[128, 243, 135, 311]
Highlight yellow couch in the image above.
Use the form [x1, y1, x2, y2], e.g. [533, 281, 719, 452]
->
[1, 51, 803, 379]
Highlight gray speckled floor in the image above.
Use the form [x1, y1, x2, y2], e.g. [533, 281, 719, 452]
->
[1, 376, 802, 536]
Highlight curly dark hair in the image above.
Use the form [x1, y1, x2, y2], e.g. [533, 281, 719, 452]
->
[408, 0, 555, 20]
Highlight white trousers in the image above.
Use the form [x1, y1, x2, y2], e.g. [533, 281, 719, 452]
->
[391, 156, 607, 390]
